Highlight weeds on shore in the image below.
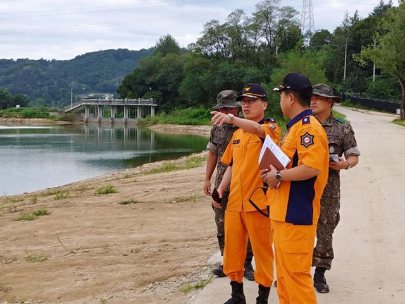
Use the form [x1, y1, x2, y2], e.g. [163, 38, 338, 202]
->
[55, 234, 81, 254]
[54, 190, 70, 200]
[15, 209, 50, 221]
[96, 185, 118, 195]
[145, 155, 205, 175]
[180, 276, 213, 293]
[24, 250, 47, 263]
[118, 200, 141, 205]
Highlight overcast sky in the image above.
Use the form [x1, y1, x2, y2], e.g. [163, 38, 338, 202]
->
[0, 0, 387, 60]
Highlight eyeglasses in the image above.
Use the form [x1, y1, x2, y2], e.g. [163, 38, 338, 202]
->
[241, 99, 260, 105]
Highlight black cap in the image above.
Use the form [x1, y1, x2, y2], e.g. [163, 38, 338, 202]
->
[236, 83, 268, 101]
[273, 73, 313, 96]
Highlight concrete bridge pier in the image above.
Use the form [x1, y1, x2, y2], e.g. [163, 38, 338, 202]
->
[97, 105, 103, 123]
[150, 106, 155, 117]
[84, 105, 90, 123]
[110, 106, 116, 124]
[137, 106, 143, 119]
[123, 105, 129, 124]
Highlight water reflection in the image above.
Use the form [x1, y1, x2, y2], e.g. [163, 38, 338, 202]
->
[0, 124, 207, 195]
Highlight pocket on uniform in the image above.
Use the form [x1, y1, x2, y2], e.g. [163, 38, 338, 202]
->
[280, 240, 311, 273]
[257, 217, 271, 243]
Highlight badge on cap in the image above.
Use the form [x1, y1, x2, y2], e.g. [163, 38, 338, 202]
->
[300, 132, 314, 148]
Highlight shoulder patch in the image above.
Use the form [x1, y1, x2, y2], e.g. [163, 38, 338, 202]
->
[233, 139, 240, 144]
[300, 132, 314, 148]
[302, 116, 310, 125]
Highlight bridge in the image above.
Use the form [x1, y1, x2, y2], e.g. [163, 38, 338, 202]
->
[64, 98, 157, 123]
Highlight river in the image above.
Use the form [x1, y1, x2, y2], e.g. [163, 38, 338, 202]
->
[0, 124, 208, 195]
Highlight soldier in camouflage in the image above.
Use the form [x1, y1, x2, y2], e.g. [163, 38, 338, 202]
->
[204, 90, 255, 281]
[310, 84, 360, 293]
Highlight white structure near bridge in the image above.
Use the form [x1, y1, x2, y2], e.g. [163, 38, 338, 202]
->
[64, 98, 157, 124]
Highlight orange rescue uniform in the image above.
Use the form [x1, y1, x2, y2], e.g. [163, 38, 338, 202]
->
[267, 109, 329, 303]
[221, 118, 280, 287]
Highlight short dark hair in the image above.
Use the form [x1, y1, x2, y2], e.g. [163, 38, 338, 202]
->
[283, 89, 311, 107]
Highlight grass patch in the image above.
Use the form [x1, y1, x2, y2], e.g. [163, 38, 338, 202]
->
[393, 119, 405, 127]
[145, 155, 206, 175]
[118, 200, 141, 205]
[96, 185, 118, 195]
[0, 107, 50, 119]
[6, 197, 24, 203]
[54, 190, 70, 200]
[15, 209, 50, 221]
[32, 209, 50, 216]
[24, 250, 47, 263]
[180, 276, 213, 293]
[41, 189, 59, 197]
[137, 108, 211, 126]
[15, 213, 38, 221]
[30, 196, 38, 204]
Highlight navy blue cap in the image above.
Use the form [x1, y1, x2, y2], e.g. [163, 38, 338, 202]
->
[236, 83, 268, 101]
[273, 73, 313, 96]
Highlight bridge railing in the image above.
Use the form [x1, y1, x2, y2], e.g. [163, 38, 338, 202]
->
[64, 98, 157, 112]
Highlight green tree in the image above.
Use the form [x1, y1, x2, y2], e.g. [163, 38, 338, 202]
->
[267, 47, 327, 117]
[357, 3, 405, 118]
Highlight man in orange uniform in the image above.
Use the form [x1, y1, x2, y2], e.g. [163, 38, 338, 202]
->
[261, 73, 329, 304]
[211, 83, 280, 304]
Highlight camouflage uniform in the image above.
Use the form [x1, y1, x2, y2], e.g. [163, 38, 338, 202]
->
[207, 123, 253, 261]
[312, 114, 360, 269]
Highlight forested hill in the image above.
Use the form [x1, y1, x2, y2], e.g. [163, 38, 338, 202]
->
[0, 48, 153, 107]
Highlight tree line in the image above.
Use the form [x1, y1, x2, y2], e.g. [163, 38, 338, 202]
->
[118, 0, 404, 118]
[0, 48, 153, 108]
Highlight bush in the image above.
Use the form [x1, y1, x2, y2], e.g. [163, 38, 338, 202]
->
[0, 108, 50, 119]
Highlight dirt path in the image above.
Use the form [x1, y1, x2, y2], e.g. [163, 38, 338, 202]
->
[0, 148, 219, 303]
[191, 106, 405, 304]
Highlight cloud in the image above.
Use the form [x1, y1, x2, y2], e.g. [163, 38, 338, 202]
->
[0, 0, 383, 60]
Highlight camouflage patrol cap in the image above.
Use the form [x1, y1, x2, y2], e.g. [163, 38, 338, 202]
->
[213, 90, 240, 110]
[312, 84, 342, 102]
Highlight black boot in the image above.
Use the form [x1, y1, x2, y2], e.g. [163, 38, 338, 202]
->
[213, 265, 226, 277]
[256, 284, 270, 304]
[243, 260, 255, 281]
[314, 267, 329, 293]
[224, 281, 246, 304]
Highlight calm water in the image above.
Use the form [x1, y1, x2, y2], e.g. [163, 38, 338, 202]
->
[0, 124, 208, 195]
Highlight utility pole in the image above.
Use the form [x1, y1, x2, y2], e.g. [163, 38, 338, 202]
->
[70, 87, 73, 107]
[301, 0, 315, 45]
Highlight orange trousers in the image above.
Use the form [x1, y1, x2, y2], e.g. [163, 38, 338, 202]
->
[272, 219, 317, 304]
[223, 210, 274, 287]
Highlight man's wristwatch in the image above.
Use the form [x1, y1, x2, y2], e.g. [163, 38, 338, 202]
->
[227, 113, 235, 123]
[345, 161, 352, 170]
[276, 170, 283, 182]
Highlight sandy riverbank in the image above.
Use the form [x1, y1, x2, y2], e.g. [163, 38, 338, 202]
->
[0, 124, 218, 304]
[0, 118, 74, 125]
